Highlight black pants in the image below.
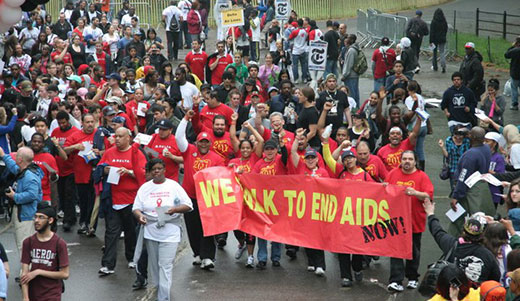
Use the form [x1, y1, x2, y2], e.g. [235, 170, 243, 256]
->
[410, 37, 422, 61]
[58, 174, 77, 225]
[389, 233, 422, 284]
[338, 253, 363, 279]
[76, 182, 94, 227]
[234, 230, 255, 246]
[101, 205, 136, 269]
[305, 248, 326, 269]
[180, 21, 191, 47]
[166, 30, 180, 60]
[184, 198, 216, 260]
[136, 225, 147, 281]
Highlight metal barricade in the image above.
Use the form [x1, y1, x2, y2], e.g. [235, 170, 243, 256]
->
[357, 9, 370, 47]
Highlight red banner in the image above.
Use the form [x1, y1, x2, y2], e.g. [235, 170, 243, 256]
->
[194, 167, 413, 259]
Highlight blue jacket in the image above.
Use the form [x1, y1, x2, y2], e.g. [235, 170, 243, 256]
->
[0, 115, 17, 154]
[2, 154, 43, 221]
[452, 144, 491, 200]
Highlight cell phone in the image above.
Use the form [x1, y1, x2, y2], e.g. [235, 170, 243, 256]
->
[450, 277, 462, 288]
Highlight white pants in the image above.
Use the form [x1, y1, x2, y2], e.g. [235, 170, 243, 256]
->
[13, 207, 34, 254]
[146, 239, 179, 301]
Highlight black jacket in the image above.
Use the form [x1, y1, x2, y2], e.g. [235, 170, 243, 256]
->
[460, 51, 485, 96]
[70, 9, 88, 27]
[52, 21, 72, 40]
[429, 18, 448, 44]
[428, 215, 501, 283]
[505, 46, 520, 80]
[405, 17, 429, 40]
[441, 85, 477, 124]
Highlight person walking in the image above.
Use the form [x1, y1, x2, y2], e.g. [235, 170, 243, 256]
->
[460, 42, 485, 100]
[341, 34, 361, 105]
[429, 8, 448, 73]
[405, 10, 429, 63]
[162, 0, 182, 61]
[323, 20, 340, 79]
[371, 37, 396, 92]
[505, 36, 520, 110]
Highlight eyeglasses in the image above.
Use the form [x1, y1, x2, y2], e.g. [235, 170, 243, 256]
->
[33, 215, 49, 220]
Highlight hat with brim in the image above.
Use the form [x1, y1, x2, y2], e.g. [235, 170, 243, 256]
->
[67, 75, 83, 84]
[264, 140, 278, 150]
[197, 132, 212, 143]
[156, 119, 174, 130]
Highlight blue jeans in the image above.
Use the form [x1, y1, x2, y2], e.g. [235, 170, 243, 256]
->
[415, 126, 427, 161]
[257, 238, 281, 262]
[344, 77, 359, 106]
[324, 59, 338, 79]
[292, 52, 309, 82]
[512, 78, 520, 107]
[374, 77, 386, 92]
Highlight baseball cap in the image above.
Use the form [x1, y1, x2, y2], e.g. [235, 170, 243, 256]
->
[200, 83, 212, 91]
[264, 140, 278, 150]
[196, 132, 212, 142]
[484, 132, 502, 143]
[106, 96, 122, 105]
[20, 80, 32, 92]
[341, 150, 356, 161]
[36, 202, 56, 219]
[304, 148, 318, 158]
[156, 119, 174, 130]
[464, 218, 484, 236]
[464, 42, 475, 49]
[67, 75, 83, 83]
[291, 21, 298, 27]
[333, 21, 340, 28]
[415, 10, 423, 16]
[479, 280, 506, 301]
[107, 72, 121, 81]
[102, 105, 117, 116]
[268, 86, 279, 93]
[325, 73, 337, 81]
[112, 116, 126, 124]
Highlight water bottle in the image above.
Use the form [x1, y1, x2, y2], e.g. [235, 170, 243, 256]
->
[322, 124, 333, 139]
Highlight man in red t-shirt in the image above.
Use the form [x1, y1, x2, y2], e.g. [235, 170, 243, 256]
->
[208, 40, 233, 85]
[356, 141, 388, 181]
[97, 127, 146, 275]
[176, 110, 225, 269]
[51, 111, 80, 231]
[146, 119, 183, 181]
[377, 119, 421, 171]
[29, 134, 59, 204]
[371, 37, 396, 91]
[196, 90, 233, 129]
[185, 39, 208, 81]
[50, 39, 72, 64]
[63, 114, 97, 234]
[385, 150, 433, 292]
[261, 112, 296, 149]
[86, 41, 113, 76]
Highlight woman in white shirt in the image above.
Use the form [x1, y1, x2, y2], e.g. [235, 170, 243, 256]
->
[103, 25, 120, 60]
[404, 80, 428, 170]
[133, 158, 192, 301]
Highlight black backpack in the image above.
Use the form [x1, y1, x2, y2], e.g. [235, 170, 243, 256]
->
[169, 13, 180, 32]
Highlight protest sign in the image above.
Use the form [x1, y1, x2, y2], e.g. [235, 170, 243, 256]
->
[220, 8, 245, 27]
[308, 40, 328, 71]
[195, 167, 413, 259]
[275, 0, 291, 20]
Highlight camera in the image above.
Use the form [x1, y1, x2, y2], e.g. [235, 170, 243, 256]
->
[4, 188, 11, 194]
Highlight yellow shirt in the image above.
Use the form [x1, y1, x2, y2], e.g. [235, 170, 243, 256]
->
[428, 288, 480, 301]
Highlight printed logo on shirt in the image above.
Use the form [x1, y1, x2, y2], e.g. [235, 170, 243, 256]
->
[452, 95, 466, 107]
[385, 150, 405, 168]
[30, 248, 56, 267]
[260, 164, 276, 175]
[364, 164, 377, 177]
[213, 140, 230, 157]
[193, 158, 210, 171]
[111, 159, 131, 163]
[458, 168, 467, 182]
[395, 180, 416, 188]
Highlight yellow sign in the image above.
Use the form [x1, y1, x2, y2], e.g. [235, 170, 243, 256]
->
[221, 8, 245, 27]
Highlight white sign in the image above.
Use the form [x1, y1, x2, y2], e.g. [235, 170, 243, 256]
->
[275, 0, 291, 20]
[308, 40, 328, 71]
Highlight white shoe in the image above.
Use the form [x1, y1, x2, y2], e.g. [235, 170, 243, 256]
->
[127, 261, 136, 269]
[98, 266, 115, 276]
[246, 255, 254, 268]
[307, 266, 315, 272]
[57, 210, 64, 218]
[192, 255, 202, 266]
[200, 258, 214, 270]
[388, 282, 404, 292]
[315, 267, 325, 277]
[235, 244, 247, 260]
[407, 280, 418, 289]
[120, 232, 125, 239]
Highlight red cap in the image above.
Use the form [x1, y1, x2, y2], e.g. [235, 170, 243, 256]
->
[77, 64, 89, 75]
[143, 65, 154, 76]
[196, 132, 212, 143]
[291, 22, 298, 27]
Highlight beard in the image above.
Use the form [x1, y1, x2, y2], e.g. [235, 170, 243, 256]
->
[36, 221, 50, 233]
[213, 129, 224, 137]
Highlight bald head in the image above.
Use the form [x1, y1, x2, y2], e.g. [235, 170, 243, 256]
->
[469, 126, 486, 145]
[115, 127, 132, 150]
[17, 147, 34, 168]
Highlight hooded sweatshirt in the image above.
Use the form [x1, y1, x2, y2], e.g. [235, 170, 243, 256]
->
[460, 51, 484, 93]
[342, 43, 360, 79]
[441, 84, 477, 125]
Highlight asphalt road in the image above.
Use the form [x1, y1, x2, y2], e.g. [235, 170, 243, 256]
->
[1, 0, 518, 300]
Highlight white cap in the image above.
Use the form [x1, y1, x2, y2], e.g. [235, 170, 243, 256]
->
[485, 131, 506, 149]
[464, 42, 475, 49]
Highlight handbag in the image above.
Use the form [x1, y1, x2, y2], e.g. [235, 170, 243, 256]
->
[439, 157, 450, 180]
[418, 241, 458, 298]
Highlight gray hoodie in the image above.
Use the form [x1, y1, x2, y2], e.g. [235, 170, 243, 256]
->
[341, 43, 360, 79]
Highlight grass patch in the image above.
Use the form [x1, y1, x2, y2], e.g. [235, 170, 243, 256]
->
[447, 32, 513, 69]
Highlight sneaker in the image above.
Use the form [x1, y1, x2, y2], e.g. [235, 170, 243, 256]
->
[75, 205, 80, 215]
[256, 261, 266, 270]
[132, 278, 147, 290]
[246, 255, 254, 268]
[272, 260, 281, 267]
[511, 105, 519, 111]
[200, 258, 215, 270]
[341, 278, 353, 287]
[77, 224, 87, 235]
[86, 228, 96, 237]
[217, 237, 227, 249]
[387, 282, 404, 292]
[407, 280, 418, 289]
[57, 210, 64, 218]
[234, 244, 246, 259]
[315, 267, 325, 277]
[128, 261, 136, 269]
[286, 248, 297, 260]
[120, 232, 125, 239]
[442, 68, 446, 73]
[354, 271, 363, 282]
[192, 256, 202, 266]
[98, 266, 115, 276]
[307, 266, 315, 272]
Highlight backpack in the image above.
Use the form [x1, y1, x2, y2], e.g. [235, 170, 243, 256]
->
[352, 48, 368, 75]
[169, 12, 180, 32]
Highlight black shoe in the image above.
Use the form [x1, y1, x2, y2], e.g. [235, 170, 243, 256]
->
[86, 228, 96, 237]
[132, 278, 147, 290]
[217, 237, 227, 249]
[77, 225, 87, 235]
[63, 223, 71, 232]
[272, 260, 281, 267]
[442, 68, 446, 73]
[256, 261, 266, 270]
[286, 249, 297, 260]
[511, 106, 519, 111]
[15, 277, 20, 283]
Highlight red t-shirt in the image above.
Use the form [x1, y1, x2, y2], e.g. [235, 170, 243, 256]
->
[386, 168, 434, 233]
[287, 148, 327, 175]
[252, 155, 287, 175]
[181, 144, 225, 198]
[94, 51, 108, 75]
[98, 146, 146, 205]
[294, 164, 329, 177]
[371, 48, 396, 79]
[192, 113, 234, 163]
[199, 103, 234, 130]
[362, 155, 389, 181]
[21, 234, 68, 301]
[185, 50, 208, 82]
[73, 27, 84, 41]
[209, 54, 233, 85]
[147, 133, 182, 181]
[262, 129, 295, 150]
[377, 138, 415, 171]
[51, 126, 80, 177]
[64, 130, 96, 184]
[339, 168, 375, 182]
[125, 100, 150, 132]
[90, 78, 107, 89]
[51, 51, 72, 64]
[33, 152, 58, 202]
[229, 153, 260, 174]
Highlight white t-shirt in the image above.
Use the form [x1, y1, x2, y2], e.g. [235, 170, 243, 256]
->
[103, 33, 120, 56]
[121, 14, 139, 27]
[511, 144, 520, 169]
[405, 93, 427, 127]
[132, 179, 192, 243]
[179, 82, 200, 110]
[83, 26, 103, 54]
[178, 0, 192, 20]
[20, 27, 40, 50]
[251, 17, 261, 42]
[162, 6, 182, 32]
